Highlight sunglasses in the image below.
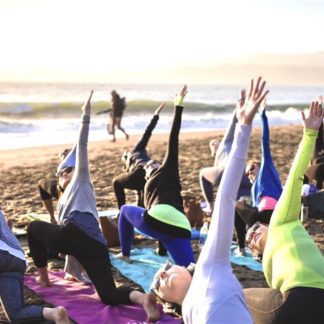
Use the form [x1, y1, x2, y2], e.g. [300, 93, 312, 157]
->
[150, 261, 196, 299]
[245, 221, 261, 245]
[56, 166, 74, 177]
[150, 260, 172, 293]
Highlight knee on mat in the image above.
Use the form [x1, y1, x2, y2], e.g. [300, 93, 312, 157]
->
[27, 220, 44, 235]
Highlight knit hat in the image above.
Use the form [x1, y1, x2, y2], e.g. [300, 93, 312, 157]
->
[56, 145, 76, 176]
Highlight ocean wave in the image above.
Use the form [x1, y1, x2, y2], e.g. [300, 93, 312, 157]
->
[0, 99, 308, 119]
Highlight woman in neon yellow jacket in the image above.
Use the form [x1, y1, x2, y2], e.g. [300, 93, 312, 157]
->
[245, 101, 324, 324]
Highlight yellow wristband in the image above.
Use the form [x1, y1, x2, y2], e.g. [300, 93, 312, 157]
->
[174, 95, 184, 107]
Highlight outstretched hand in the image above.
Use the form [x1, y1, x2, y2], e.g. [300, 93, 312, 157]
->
[179, 84, 188, 98]
[82, 90, 94, 115]
[301, 101, 324, 131]
[154, 102, 166, 116]
[236, 77, 269, 125]
[174, 85, 188, 107]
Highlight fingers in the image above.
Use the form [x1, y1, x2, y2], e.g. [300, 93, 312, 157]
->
[256, 90, 269, 107]
[248, 79, 254, 99]
[254, 77, 261, 96]
[301, 111, 306, 124]
[238, 89, 246, 108]
[180, 84, 188, 97]
[87, 90, 94, 104]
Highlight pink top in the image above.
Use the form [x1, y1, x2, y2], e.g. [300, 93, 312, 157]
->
[258, 196, 278, 212]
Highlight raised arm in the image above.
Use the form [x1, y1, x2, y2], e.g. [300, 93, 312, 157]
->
[270, 101, 324, 226]
[133, 102, 165, 151]
[198, 77, 268, 265]
[214, 95, 242, 168]
[74, 91, 94, 182]
[254, 102, 282, 203]
[161, 86, 187, 169]
[260, 102, 271, 160]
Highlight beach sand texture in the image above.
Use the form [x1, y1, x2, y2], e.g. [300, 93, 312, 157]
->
[1, 125, 324, 322]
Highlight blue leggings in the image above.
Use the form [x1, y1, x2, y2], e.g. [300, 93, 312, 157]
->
[0, 250, 44, 323]
[118, 205, 195, 266]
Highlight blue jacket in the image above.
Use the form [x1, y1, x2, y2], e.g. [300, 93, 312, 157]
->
[252, 110, 282, 207]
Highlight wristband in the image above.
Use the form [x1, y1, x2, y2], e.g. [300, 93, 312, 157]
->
[174, 95, 184, 107]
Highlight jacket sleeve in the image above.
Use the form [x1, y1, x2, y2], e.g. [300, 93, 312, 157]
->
[255, 110, 282, 204]
[161, 106, 182, 169]
[198, 124, 251, 264]
[214, 108, 237, 168]
[74, 113, 91, 182]
[133, 115, 159, 151]
[270, 129, 318, 226]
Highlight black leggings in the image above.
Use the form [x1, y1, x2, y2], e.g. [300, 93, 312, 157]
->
[244, 286, 324, 324]
[112, 167, 146, 209]
[27, 221, 133, 305]
[235, 200, 273, 248]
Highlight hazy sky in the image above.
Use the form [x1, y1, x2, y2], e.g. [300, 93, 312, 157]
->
[0, 0, 323, 83]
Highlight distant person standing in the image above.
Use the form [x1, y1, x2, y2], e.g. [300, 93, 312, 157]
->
[98, 90, 129, 142]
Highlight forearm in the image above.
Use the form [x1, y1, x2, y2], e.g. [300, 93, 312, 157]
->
[214, 108, 237, 167]
[133, 115, 159, 151]
[199, 124, 251, 264]
[75, 114, 90, 181]
[270, 128, 318, 225]
[261, 111, 271, 159]
[162, 106, 182, 167]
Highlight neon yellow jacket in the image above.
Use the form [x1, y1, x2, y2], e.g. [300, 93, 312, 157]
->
[263, 128, 324, 292]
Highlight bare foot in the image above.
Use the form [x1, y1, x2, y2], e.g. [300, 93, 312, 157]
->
[53, 306, 70, 324]
[115, 253, 132, 263]
[143, 293, 160, 323]
[35, 275, 51, 287]
[64, 274, 78, 282]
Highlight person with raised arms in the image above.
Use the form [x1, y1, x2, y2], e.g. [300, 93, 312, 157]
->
[27, 91, 160, 322]
[149, 77, 268, 324]
[245, 101, 324, 324]
[234, 99, 282, 254]
[117, 85, 195, 266]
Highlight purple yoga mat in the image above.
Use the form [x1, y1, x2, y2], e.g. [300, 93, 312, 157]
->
[24, 270, 181, 324]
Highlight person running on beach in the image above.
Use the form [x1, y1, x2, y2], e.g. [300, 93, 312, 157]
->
[0, 208, 69, 324]
[244, 101, 324, 324]
[199, 105, 251, 215]
[97, 90, 129, 142]
[149, 77, 268, 324]
[117, 85, 195, 267]
[234, 100, 282, 254]
[27, 91, 160, 322]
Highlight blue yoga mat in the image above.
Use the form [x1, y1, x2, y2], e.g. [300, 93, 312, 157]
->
[230, 243, 263, 272]
[110, 248, 170, 292]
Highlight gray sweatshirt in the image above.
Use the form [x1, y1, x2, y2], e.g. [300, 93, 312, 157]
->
[57, 113, 106, 246]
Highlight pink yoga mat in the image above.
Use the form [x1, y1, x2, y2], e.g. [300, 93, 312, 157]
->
[24, 270, 181, 324]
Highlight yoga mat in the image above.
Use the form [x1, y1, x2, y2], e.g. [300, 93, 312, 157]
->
[110, 248, 170, 292]
[230, 243, 263, 272]
[24, 271, 181, 324]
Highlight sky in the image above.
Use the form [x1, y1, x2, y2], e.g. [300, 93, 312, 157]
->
[0, 0, 323, 84]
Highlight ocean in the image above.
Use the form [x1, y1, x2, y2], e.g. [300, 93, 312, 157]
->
[0, 82, 321, 150]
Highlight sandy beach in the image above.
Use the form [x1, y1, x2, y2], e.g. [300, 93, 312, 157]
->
[1, 125, 324, 322]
